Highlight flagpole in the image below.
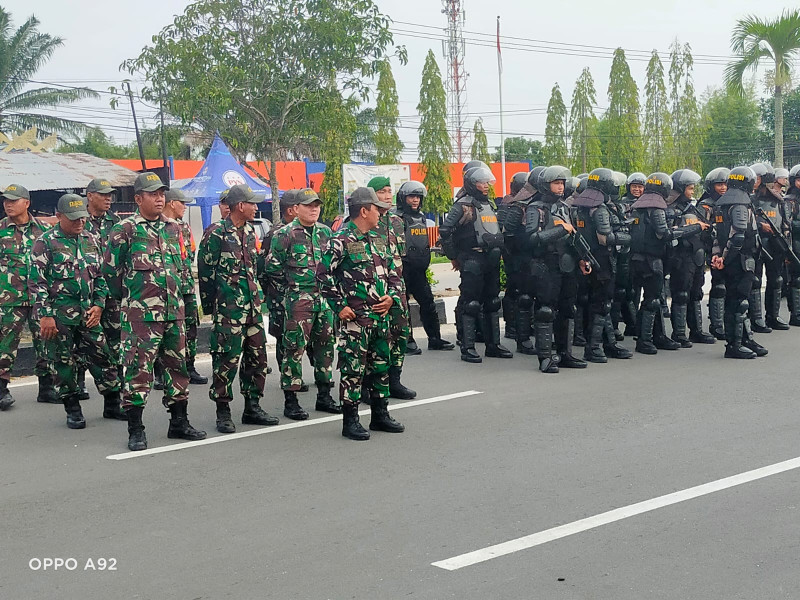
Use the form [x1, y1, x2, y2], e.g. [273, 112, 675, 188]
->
[497, 15, 506, 196]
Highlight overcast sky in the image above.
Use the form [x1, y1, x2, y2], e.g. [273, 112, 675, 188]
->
[3, 0, 795, 160]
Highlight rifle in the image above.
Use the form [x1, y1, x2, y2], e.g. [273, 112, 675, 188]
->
[755, 204, 800, 269]
[569, 231, 601, 272]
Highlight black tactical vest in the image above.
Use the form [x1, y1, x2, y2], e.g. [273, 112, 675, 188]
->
[630, 208, 668, 257]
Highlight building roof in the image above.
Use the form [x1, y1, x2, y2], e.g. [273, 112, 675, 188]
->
[0, 152, 139, 191]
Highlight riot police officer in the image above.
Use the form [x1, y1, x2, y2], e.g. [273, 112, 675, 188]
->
[498, 171, 529, 340]
[440, 167, 513, 363]
[698, 168, 730, 340]
[610, 173, 644, 338]
[394, 181, 454, 352]
[785, 164, 800, 325]
[711, 167, 768, 358]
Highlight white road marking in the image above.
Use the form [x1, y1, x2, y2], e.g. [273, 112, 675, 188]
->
[106, 390, 483, 461]
[432, 454, 800, 571]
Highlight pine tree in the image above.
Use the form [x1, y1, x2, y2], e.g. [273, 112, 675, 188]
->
[374, 59, 403, 164]
[544, 83, 568, 165]
[417, 51, 452, 216]
[569, 67, 602, 173]
[604, 48, 643, 173]
[644, 49, 673, 171]
[678, 43, 703, 171]
[470, 118, 491, 163]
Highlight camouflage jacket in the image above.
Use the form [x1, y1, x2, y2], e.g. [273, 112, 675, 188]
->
[29, 225, 107, 326]
[0, 214, 50, 307]
[265, 218, 332, 298]
[102, 213, 187, 322]
[198, 216, 264, 325]
[316, 220, 403, 327]
[257, 223, 287, 305]
[85, 210, 121, 249]
[373, 212, 406, 283]
[177, 219, 196, 292]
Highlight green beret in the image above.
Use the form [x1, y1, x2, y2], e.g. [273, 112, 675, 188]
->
[367, 176, 391, 191]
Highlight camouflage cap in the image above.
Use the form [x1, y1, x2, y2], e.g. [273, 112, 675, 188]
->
[56, 193, 90, 220]
[165, 188, 191, 203]
[134, 172, 167, 193]
[1, 183, 30, 201]
[296, 188, 321, 205]
[219, 189, 229, 203]
[347, 186, 390, 210]
[223, 184, 263, 205]
[86, 178, 116, 194]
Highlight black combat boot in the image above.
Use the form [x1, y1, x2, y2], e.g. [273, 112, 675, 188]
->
[215, 401, 236, 433]
[242, 397, 280, 425]
[369, 397, 405, 433]
[670, 302, 693, 348]
[556, 319, 587, 368]
[474, 311, 485, 344]
[622, 299, 638, 338]
[36, 373, 59, 403]
[742, 320, 768, 357]
[583, 314, 608, 363]
[76, 368, 90, 400]
[708, 296, 727, 340]
[724, 309, 756, 359]
[187, 358, 208, 385]
[428, 337, 455, 351]
[153, 360, 164, 390]
[62, 394, 86, 429]
[125, 406, 147, 451]
[515, 301, 536, 355]
[389, 366, 416, 399]
[102, 390, 127, 420]
[0, 378, 14, 410]
[749, 288, 772, 333]
[484, 311, 513, 358]
[460, 314, 482, 363]
[573, 308, 587, 346]
[603, 316, 632, 359]
[765, 286, 790, 330]
[283, 390, 309, 420]
[688, 300, 716, 344]
[635, 306, 658, 355]
[654, 310, 680, 350]
[790, 286, 800, 327]
[315, 383, 341, 414]
[167, 402, 207, 440]
[534, 318, 559, 373]
[342, 403, 370, 441]
[405, 334, 423, 356]
[502, 294, 517, 340]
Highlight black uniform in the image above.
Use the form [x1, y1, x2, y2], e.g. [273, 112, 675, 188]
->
[783, 182, 800, 325]
[698, 190, 726, 340]
[755, 185, 792, 330]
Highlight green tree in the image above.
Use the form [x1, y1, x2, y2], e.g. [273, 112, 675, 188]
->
[494, 136, 545, 164]
[0, 8, 97, 138]
[725, 9, 800, 167]
[643, 49, 673, 171]
[761, 87, 800, 166]
[470, 118, 491, 163]
[353, 107, 377, 163]
[701, 86, 766, 173]
[58, 127, 133, 158]
[374, 59, 403, 164]
[417, 50, 451, 216]
[544, 83, 568, 165]
[603, 48, 643, 173]
[123, 0, 404, 223]
[668, 41, 703, 171]
[569, 67, 602, 173]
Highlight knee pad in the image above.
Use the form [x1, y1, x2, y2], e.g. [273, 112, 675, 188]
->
[644, 298, 661, 312]
[736, 300, 749, 316]
[535, 306, 555, 323]
[518, 294, 533, 310]
[464, 300, 482, 317]
[674, 291, 690, 305]
[711, 284, 726, 299]
[773, 275, 784, 289]
[485, 296, 502, 313]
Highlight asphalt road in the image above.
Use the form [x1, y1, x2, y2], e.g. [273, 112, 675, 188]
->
[1, 319, 800, 600]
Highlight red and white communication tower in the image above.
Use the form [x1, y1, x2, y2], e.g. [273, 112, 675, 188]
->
[442, 0, 467, 162]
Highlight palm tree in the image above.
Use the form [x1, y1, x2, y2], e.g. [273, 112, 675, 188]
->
[725, 9, 800, 167]
[0, 8, 97, 139]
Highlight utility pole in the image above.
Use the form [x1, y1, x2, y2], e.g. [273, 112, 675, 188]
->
[125, 81, 147, 171]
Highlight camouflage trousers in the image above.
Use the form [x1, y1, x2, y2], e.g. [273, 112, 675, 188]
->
[45, 318, 120, 398]
[337, 319, 390, 406]
[0, 306, 49, 380]
[100, 298, 122, 366]
[280, 294, 334, 391]
[209, 319, 268, 403]
[121, 319, 189, 409]
[388, 296, 410, 368]
[184, 292, 199, 361]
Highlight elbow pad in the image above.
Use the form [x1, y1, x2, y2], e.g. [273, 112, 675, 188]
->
[608, 231, 631, 248]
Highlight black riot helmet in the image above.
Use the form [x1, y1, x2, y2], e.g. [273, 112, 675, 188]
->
[645, 172, 673, 199]
[789, 164, 800, 188]
[463, 160, 489, 174]
[586, 167, 617, 196]
[527, 166, 546, 188]
[704, 167, 730, 197]
[727, 166, 756, 193]
[626, 172, 647, 197]
[670, 169, 702, 197]
[510, 171, 528, 196]
[463, 166, 496, 198]
[536, 165, 571, 195]
[576, 173, 589, 194]
[396, 180, 427, 212]
[564, 176, 580, 199]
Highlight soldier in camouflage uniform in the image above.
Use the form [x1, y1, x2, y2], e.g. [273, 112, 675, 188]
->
[265, 188, 339, 420]
[316, 187, 405, 441]
[103, 172, 206, 451]
[0, 183, 57, 410]
[367, 176, 416, 400]
[81, 177, 122, 399]
[198, 184, 279, 434]
[29, 194, 124, 428]
[162, 188, 207, 385]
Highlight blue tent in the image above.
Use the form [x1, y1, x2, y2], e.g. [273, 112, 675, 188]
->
[179, 133, 275, 228]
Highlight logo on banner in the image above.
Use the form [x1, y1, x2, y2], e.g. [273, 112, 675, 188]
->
[222, 170, 247, 187]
